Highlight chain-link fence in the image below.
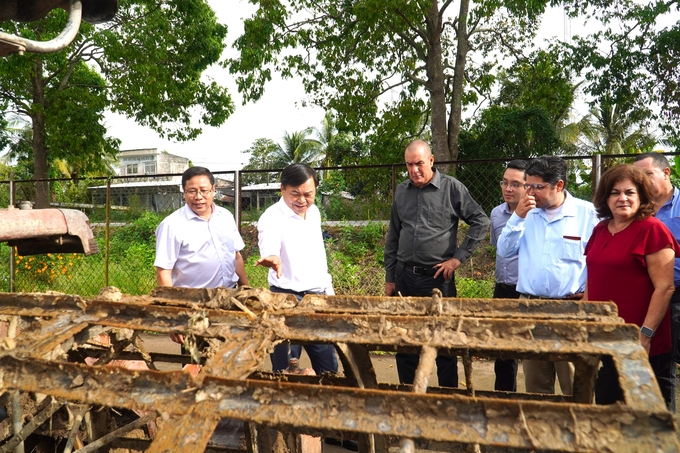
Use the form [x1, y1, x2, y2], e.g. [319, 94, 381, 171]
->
[0, 153, 674, 297]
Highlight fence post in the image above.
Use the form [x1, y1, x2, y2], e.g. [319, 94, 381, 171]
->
[391, 165, 397, 197]
[9, 179, 14, 293]
[235, 170, 241, 232]
[105, 179, 111, 288]
[592, 154, 602, 193]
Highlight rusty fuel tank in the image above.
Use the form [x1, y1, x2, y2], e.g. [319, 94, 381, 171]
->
[0, 205, 98, 255]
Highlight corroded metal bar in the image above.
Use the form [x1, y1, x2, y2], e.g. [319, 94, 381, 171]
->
[201, 333, 275, 381]
[16, 318, 89, 359]
[301, 295, 621, 320]
[146, 407, 219, 453]
[5, 304, 638, 358]
[0, 356, 674, 452]
[335, 343, 378, 389]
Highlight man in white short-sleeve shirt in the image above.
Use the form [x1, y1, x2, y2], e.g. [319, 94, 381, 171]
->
[155, 166, 248, 343]
[255, 163, 337, 376]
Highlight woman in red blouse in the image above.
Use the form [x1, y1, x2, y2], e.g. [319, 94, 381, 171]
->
[585, 164, 679, 410]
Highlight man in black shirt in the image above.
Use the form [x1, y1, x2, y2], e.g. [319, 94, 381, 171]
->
[385, 140, 489, 387]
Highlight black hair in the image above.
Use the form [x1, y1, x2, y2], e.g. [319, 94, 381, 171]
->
[281, 163, 318, 187]
[525, 156, 567, 188]
[506, 159, 528, 171]
[633, 152, 670, 169]
[182, 166, 214, 188]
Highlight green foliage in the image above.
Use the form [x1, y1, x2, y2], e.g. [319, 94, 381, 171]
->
[244, 255, 270, 289]
[108, 211, 163, 256]
[230, 0, 553, 164]
[456, 278, 494, 298]
[241, 138, 280, 185]
[495, 50, 575, 127]
[556, 0, 678, 149]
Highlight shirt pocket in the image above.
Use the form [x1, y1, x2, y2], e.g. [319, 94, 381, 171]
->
[426, 205, 451, 229]
[561, 237, 583, 262]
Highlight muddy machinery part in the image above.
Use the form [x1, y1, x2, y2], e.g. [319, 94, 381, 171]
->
[0, 206, 98, 255]
[0, 287, 676, 452]
[0, 0, 118, 56]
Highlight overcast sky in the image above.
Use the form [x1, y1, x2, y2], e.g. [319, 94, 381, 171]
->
[104, 1, 585, 172]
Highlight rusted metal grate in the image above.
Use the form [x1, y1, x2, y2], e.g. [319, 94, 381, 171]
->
[0, 287, 676, 452]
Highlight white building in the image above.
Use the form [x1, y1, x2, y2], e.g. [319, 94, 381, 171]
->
[118, 148, 189, 177]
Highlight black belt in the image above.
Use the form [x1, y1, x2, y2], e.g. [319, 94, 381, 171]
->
[400, 262, 438, 276]
[496, 283, 517, 291]
[270, 286, 325, 298]
[520, 293, 583, 300]
[521, 293, 559, 299]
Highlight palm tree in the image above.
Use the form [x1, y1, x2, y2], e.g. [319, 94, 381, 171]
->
[272, 128, 323, 167]
[578, 102, 657, 155]
[313, 111, 337, 168]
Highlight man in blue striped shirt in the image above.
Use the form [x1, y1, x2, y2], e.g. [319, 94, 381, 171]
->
[490, 159, 527, 391]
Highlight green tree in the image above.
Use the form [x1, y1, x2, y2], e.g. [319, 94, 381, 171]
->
[229, 0, 552, 164]
[0, 0, 233, 207]
[557, 0, 678, 150]
[241, 138, 280, 185]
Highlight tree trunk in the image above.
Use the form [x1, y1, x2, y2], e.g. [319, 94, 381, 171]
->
[31, 57, 50, 208]
[424, 0, 449, 165]
[447, 0, 471, 163]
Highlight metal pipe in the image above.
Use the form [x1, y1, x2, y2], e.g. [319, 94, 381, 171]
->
[8, 179, 14, 293]
[235, 170, 241, 233]
[105, 179, 111, 287]
[10, 392, 23, 453]
[0, 0, 83, 55]
[62, 405, 90, 453]
[76, 412, 157, 453]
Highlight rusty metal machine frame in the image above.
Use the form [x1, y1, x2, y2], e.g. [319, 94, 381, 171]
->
[0, 287, 676, 452]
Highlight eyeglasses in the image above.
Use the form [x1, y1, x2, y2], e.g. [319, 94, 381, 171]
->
[523, 183, 551, 191]
[184, 188, 213, 198]
[500, 181, 523, 190]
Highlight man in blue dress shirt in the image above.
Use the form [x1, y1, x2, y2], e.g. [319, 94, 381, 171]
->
[497, 156, 599, 395]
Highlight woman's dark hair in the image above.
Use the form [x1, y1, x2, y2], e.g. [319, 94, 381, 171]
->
[281, 163, 318, 188]
[182, 166, 214, 188]
[593, 164, 655, 220]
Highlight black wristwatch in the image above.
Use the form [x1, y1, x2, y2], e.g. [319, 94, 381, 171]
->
[640, 326, 655, 338]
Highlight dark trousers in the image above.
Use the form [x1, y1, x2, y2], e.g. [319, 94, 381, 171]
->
[596, 352, 676, 412]
[671, 291, 680, 364]
[393, 264, 458, 388]
[493, 282, 520, 392]
[269, 286, 338, 375]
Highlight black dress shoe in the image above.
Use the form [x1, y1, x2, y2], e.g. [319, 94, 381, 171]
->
[324, 438, 359, 451]
[341, 440, 359, 451]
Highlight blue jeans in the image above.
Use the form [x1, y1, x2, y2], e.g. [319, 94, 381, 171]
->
[393, 263, 458, 388]
[269, 286, 338, 375]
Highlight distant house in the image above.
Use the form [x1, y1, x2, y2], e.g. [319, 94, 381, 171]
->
[240, 183, 280, 210]
[118, 148, 189, 178]
[89, 149, 234, 212]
